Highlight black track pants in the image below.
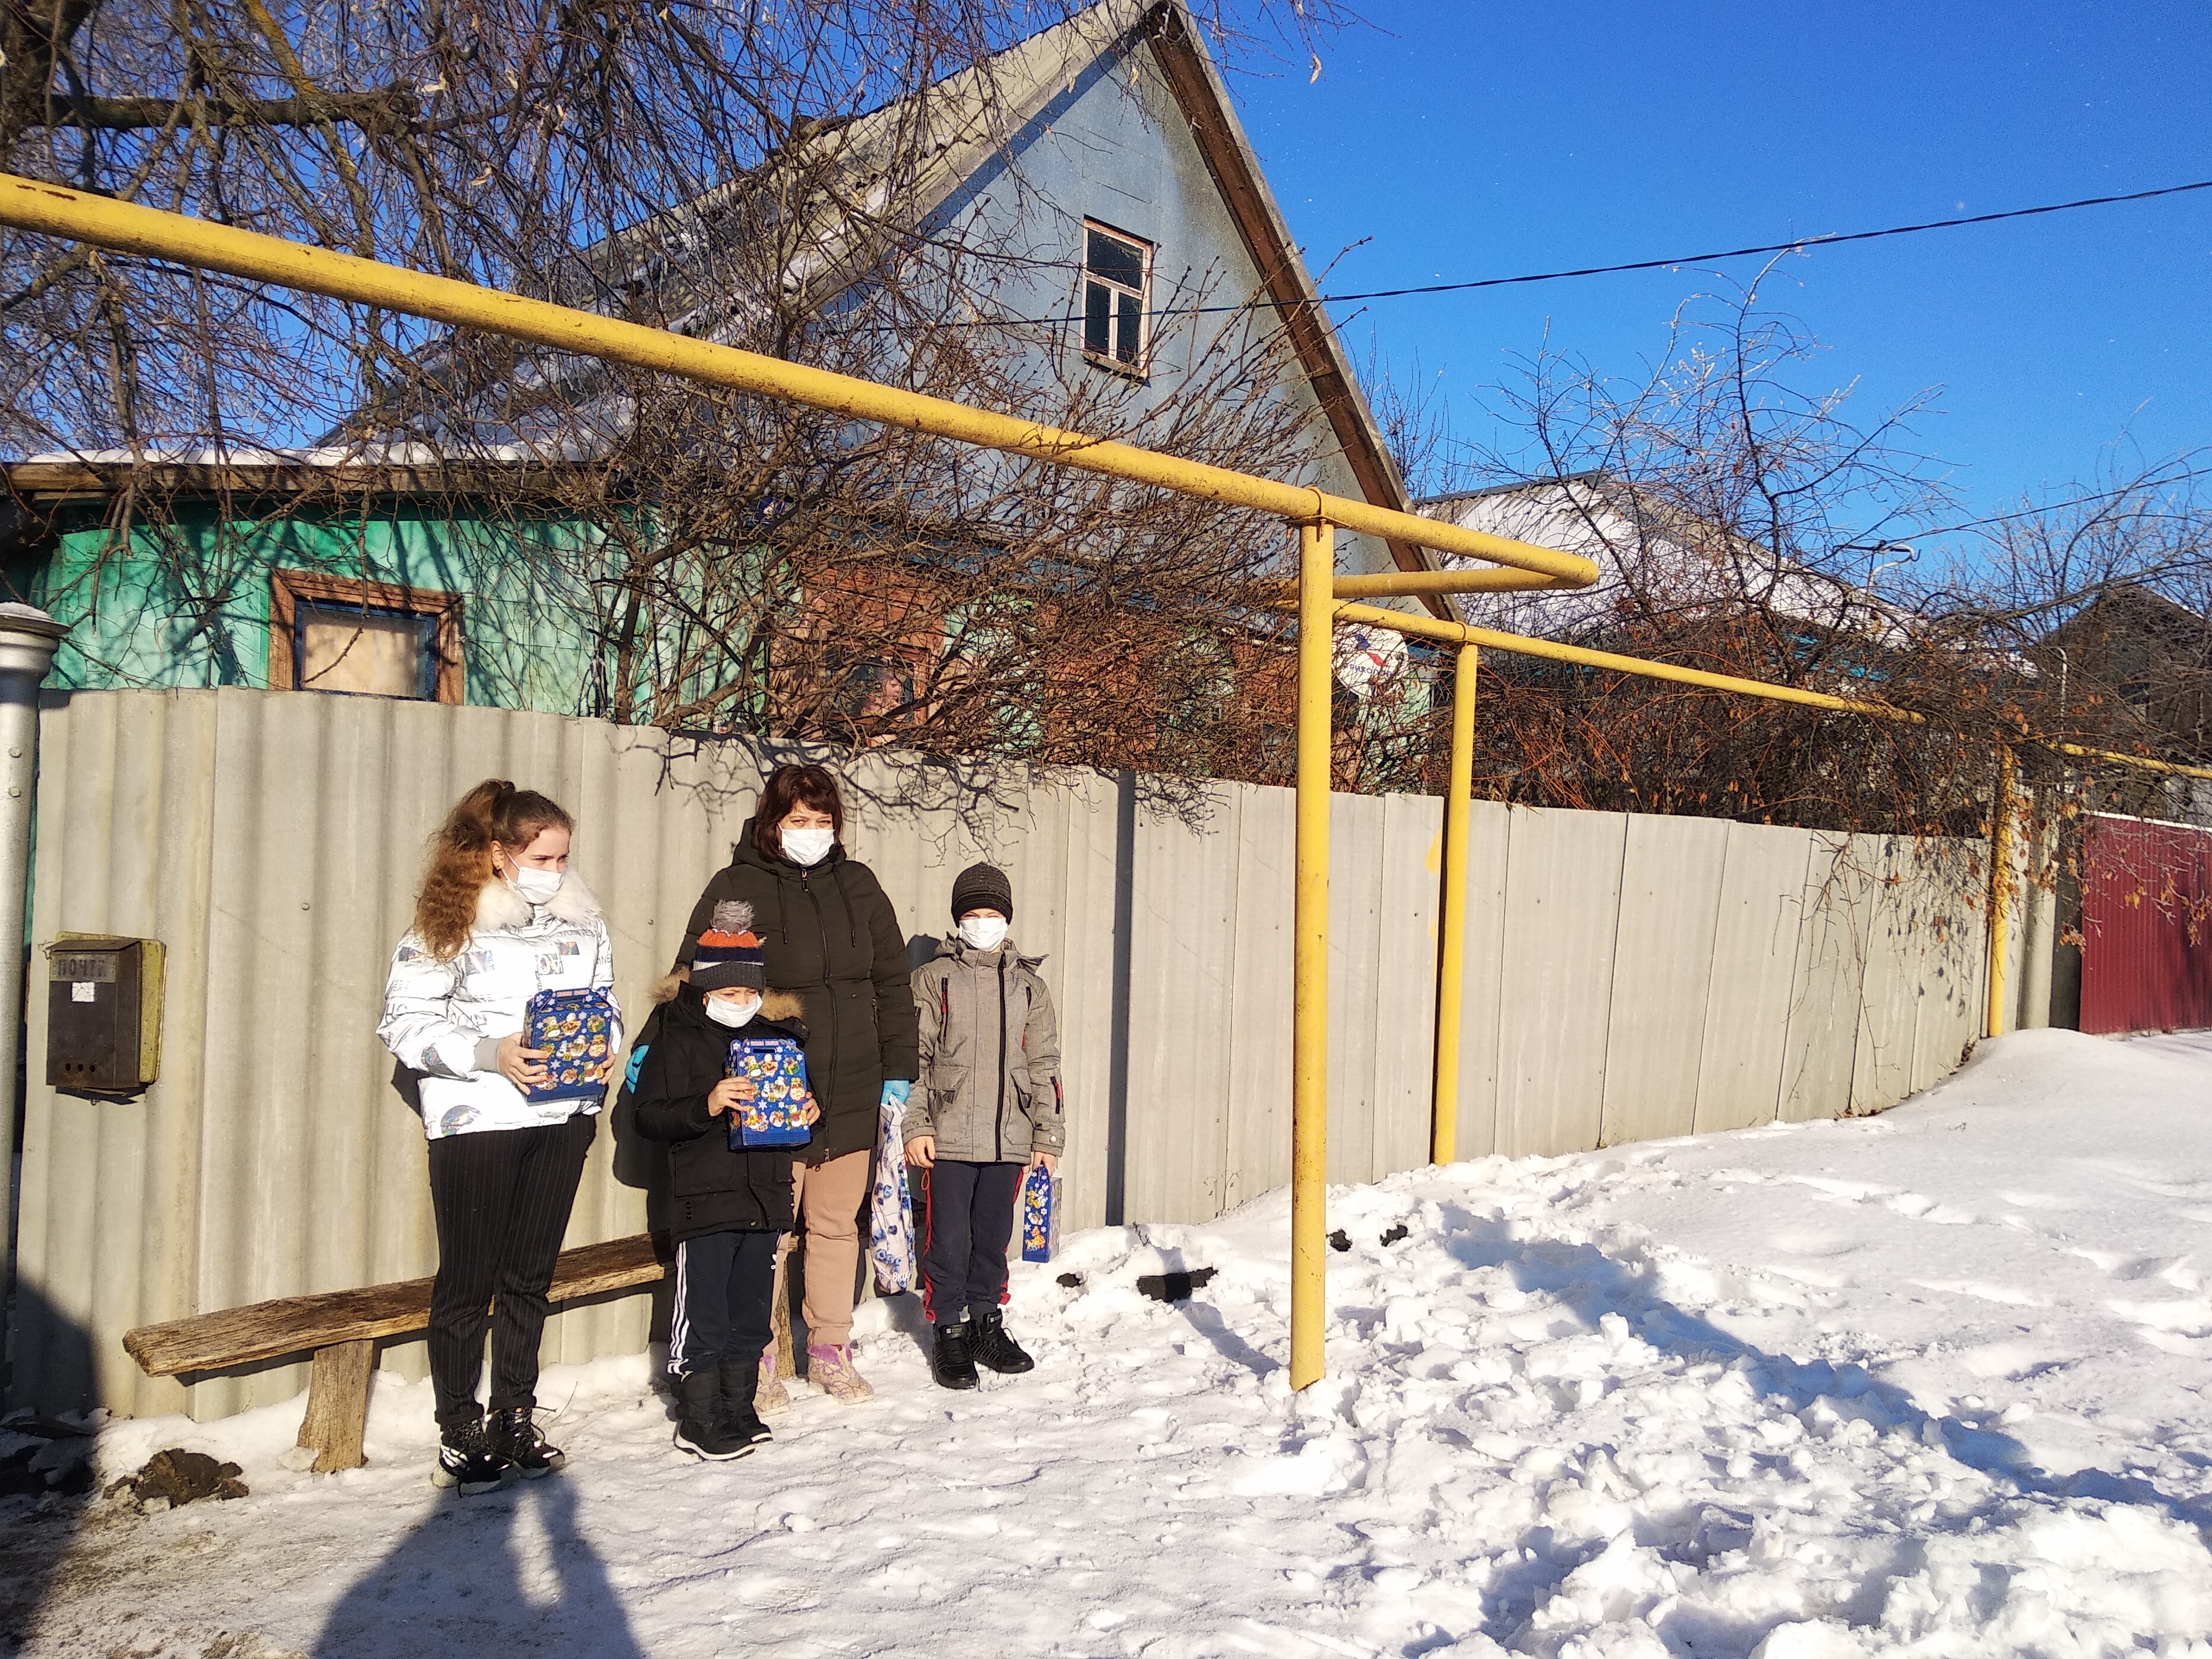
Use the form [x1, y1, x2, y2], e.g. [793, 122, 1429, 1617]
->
[920, 1159, 1023, 1325]
[425, 1113, 596, 1428]
[668, 1229, 779, 1378]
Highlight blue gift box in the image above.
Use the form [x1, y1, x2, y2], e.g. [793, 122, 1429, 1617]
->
[521, 988, 618, 1104]
[725, 1035, 816, 1149]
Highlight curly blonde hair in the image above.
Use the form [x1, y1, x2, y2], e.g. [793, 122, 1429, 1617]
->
[413, 779, 573, 959]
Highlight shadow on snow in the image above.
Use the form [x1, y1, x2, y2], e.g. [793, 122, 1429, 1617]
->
[313, 1469, 645, 1659]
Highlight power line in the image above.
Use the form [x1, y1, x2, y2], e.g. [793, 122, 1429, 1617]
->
[889, 176, 2212, 330]
[1303, 177, 2212, 306]
[1922, 462, 2212, 538]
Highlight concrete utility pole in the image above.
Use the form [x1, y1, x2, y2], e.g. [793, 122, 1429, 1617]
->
[0, 603, 66, 1301]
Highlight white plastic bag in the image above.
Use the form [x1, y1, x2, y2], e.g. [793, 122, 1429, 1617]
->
[869, 1096, 918, 1293]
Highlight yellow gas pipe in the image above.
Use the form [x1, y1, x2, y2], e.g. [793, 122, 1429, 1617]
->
[1431, 644, 1478, 1167]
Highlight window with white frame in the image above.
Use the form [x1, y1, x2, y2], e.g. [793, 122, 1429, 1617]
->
[1081, 221, 1151, 371]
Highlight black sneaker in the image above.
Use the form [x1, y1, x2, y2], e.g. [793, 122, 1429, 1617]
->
[930, 1322, 980, 1391]
[431, 1417, 515, 1494]
[672, 1369, 756, 1461]
[970, 1309, 1036, 1375]
[489, 1406, 565, 1477]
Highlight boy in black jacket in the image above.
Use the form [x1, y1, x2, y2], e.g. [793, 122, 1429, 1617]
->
[632, 901, 818, 1459]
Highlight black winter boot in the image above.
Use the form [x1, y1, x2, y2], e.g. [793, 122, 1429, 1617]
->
[672, 1370, 754, 1460]
[431, 1416, 516, 1494]
[716, 1358, 774, 1453]
[969, 1309, 1035, 1375]
[489, 1406, 565, 1477]
[930, 1321, 980, 1390]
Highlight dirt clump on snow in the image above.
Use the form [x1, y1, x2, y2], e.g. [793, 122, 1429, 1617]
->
[107, 1449, 249, 1512]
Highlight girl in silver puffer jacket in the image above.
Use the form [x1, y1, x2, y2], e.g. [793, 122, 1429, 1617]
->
[376, 780, 622, 1494]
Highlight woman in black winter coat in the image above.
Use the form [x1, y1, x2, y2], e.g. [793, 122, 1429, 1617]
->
[673, 764, 920, 1405]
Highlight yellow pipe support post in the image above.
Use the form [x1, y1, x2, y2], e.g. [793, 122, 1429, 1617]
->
[1290, 518, 1334, 1392]
[1431, 643, 1478, 1167]
[1985, 744, 2017, 1040]
[0, 175, 1598, 589]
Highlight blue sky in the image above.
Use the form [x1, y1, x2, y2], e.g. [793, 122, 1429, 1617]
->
[1225, 2, 2212, 541]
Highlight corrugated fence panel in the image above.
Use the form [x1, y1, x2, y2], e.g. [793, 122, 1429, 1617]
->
[19, 691, 223, 1417]
[1909, 839, 1986, 1093]
[1600, 814, 1726, 1148]
[2074, 813, 2212, 1035]
[1124, 784, 1241, 1224]
[1778, 834, 1869, 1124]
[1850, 837, 1923, 1118]
[1496, 806, 1626, 1157]
[1692, 822, 1811, 1135]
[1324, 791, 1387, 1187]
[1046, 771, 1125, 1233]
[1369, 794, 1442, 1181]
[1222, 783, 1293, 1213]
[12, 689, 2007, 1416]
[1447, 800, 1512, 1160]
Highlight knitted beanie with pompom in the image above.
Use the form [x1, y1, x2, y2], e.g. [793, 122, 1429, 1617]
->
[691, 899, 766, 992]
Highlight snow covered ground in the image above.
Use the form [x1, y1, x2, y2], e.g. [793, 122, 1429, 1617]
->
[6, 1026, 2212, 1658]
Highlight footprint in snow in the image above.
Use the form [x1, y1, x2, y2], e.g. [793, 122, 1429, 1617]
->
[2069, 1249, 2200, 1286]
[1768, 1230, 1861, 1258]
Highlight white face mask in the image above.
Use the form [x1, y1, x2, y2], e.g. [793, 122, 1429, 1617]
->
[509, 865, 564, 905]
[703, 993, 760, 1029]
[958, 915, 1009, 952]
[781, 825, 836, 868]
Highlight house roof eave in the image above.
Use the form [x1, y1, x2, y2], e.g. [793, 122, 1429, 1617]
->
[1140, 3, 1448, 615]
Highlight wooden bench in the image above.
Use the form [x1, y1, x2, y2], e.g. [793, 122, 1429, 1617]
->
[122, 1234, 674, 1473]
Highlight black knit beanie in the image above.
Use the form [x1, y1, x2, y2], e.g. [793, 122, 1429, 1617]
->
[950, 862, 1014, 924]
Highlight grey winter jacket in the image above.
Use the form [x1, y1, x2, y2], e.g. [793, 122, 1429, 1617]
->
[909, 937, 1064, 1163]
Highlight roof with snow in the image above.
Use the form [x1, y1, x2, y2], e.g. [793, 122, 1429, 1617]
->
[1420, 472, 1906, 644]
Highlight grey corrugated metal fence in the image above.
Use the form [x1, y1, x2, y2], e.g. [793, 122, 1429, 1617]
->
[9, 690, 2037, 1418]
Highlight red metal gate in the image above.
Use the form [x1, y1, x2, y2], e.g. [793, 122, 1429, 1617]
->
[2079, 812, 2212, 1034]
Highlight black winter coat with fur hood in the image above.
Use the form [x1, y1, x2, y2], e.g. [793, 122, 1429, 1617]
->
[630, 982, 809, 1241]
[673, 820, 921, 1162]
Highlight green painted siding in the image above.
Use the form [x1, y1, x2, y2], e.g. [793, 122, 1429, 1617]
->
[11, 495, 615, 714]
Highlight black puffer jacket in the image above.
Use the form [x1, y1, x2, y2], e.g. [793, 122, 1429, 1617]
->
[675, 821, 921, 1162]
[630, 984, 807, 1241]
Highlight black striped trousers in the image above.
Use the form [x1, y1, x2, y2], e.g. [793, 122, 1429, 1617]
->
[425, 1113, 596, 1429]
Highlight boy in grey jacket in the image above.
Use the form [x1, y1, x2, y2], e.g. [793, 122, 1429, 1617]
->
[906, 863, 1064, 1390]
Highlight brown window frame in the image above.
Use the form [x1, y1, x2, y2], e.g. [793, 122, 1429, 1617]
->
[269, 568, 465, 704]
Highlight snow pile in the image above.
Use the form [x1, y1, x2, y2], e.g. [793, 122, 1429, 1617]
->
[6, 1027, 2212, 1657]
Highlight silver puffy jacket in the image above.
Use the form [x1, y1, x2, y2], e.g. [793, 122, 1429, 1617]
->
[377, 875, 623, 1140]
[908, 936, 1063, 1162]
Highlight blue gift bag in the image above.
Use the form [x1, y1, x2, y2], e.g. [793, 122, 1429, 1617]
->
[1020, 1162, 1060, 1264]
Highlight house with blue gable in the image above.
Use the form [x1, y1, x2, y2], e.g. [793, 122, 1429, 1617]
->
[2, 1, 1451, 752]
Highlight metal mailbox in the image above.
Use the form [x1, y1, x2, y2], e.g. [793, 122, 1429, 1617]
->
[46, 934, 165, 1095]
